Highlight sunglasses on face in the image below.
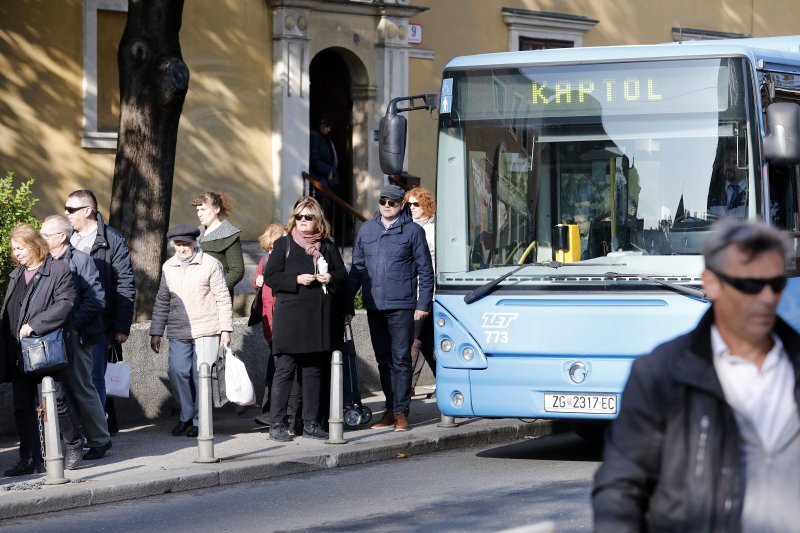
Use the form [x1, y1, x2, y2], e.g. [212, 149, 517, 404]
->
[294, 214, 316, 221]
[408, 202, 420, 207]
[379, 198, 399, 207]
[712, 270, 787, 294]
[64, 205, 91, 214]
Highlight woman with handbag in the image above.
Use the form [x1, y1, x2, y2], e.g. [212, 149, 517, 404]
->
[264, 196, 347, 442]
[149, 224, 233, 438]
[0, 224, 84, 475]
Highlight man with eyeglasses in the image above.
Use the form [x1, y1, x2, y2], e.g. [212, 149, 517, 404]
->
[346, 184, 434, 431]
[65, 189, 135, 434]
[594, 219, 800, 532]
[41, 215, 112, 461]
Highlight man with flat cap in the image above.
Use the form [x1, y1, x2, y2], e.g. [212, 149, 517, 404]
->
[346, 184, 434, 431]
[150, 224, 233, 438]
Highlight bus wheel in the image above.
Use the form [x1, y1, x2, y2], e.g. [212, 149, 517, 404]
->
[571, 421, 609, 441]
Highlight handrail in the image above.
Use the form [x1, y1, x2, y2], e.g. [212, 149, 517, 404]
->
[302, 172, 367, 222]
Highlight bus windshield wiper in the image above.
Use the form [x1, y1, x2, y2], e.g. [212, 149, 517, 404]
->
[464, 261, 568, 304]
[604, 272, 707, 301]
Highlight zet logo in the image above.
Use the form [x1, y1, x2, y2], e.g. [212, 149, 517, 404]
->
[481, 313, 519, 329]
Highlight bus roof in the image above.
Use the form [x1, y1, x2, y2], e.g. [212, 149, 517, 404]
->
[444, 35, 800, 71]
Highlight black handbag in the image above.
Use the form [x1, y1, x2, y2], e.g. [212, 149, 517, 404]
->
[21, 328, 68, 375]
[248, 285, 263, 327]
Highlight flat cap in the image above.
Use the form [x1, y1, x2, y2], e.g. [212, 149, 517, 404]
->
[378, 184, 405, 201]
[167, 224, 201, 244]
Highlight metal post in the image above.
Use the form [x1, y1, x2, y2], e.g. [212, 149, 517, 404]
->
[195, 363, 218, 463]
[438, 413, 459, 428]
[326, 350, 347, 444]
[41, 377, 68, 485]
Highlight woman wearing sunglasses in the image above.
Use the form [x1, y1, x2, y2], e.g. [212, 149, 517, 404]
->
[404, 187, 437, 398]
[263, 197, 347, 442]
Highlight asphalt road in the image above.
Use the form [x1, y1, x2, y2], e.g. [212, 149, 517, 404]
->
[0, 432, 602, 532]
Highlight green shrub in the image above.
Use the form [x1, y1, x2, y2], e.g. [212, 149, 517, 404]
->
[353, 289, 363, 310]
[0, 172, 39, 296]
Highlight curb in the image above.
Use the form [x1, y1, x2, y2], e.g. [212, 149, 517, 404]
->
[0, 419, 556, 520]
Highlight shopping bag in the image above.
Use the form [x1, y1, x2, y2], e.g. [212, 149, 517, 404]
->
[223, 346, 255, 406]
[105, 345, 130, 398]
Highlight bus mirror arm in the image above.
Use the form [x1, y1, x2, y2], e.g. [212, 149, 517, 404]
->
[379, 94, 438, 175]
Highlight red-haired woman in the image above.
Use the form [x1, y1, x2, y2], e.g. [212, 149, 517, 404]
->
[404, 187, 437, 396]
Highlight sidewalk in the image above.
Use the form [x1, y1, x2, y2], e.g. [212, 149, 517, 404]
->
[0, 393, 557, 520]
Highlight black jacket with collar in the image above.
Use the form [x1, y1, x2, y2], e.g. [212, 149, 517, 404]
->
[0, 255, 77, 379]
[593, 309, 800, 532]
[86, 213, 135, 336]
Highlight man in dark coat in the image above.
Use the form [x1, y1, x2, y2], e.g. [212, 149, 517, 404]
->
[593, 219, 800, 532]
[309, 115, 338, 220]
[66, 189, 135, 432]
[42, 215, 113, 461]
[346, 184, 434, 432]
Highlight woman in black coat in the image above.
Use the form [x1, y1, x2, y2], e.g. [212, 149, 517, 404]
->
[264, 197, 347, 442]
[0, 224, 83, 476]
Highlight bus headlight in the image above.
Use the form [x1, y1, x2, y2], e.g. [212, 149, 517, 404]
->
[462, 347, 474, 361]
[441, 338, 453, 352]
[451, 391, 465, 407]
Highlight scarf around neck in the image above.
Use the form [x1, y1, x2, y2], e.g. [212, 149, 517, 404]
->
[291, 227, 323, 263]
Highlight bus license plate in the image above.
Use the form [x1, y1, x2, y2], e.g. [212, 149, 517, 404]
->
[544, 393, 617, 415]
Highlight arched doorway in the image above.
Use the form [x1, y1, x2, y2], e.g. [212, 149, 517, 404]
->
[309, 47, 369, 245]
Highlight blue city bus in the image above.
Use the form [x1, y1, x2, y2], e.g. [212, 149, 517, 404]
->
[379, 36, 800, 432]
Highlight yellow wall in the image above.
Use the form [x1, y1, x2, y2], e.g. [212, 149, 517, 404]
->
[0, 1, 273, 239]
[407, 0, 800, 190]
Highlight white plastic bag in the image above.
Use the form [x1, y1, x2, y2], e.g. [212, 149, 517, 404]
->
[223, 346, 255, 406]
[105, 362, 131, 398]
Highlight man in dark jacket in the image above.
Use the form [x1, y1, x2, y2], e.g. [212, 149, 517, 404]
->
[65, 189, 135, 430]
[309, 115, 338, 220]
[42, 215, 113, 460]
[346, 184, 434, 431]
[593, 219, 800, 532]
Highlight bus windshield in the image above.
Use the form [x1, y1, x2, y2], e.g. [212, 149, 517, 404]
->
[436, 57, 757, 285]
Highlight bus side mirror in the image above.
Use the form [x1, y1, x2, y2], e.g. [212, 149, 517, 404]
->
[763, 102, 800, 164]
[379, 112, 407, 176]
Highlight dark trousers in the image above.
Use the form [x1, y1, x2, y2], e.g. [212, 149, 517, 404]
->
[366, 309, 414, 414]
[259, 342, 301, 419]
[269, 352, 327, 426]
[11, 365, 82, 464]
[411, 314, 436, 388]
[311, 178, 334, 222]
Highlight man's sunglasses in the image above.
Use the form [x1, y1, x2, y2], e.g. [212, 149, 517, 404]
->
[379, 198, 400, 207]
[294, 214, 316, 221]
[712, 270, 787, 294]
[64, 205, 92, 214]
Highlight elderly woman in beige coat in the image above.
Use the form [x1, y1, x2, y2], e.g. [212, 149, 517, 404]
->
[150, 224, 233, 438]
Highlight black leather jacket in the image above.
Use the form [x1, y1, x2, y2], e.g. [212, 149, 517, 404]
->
[593, 309, 800, 532]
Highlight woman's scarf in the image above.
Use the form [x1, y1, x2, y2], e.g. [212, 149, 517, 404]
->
[291, 226, 323, 264]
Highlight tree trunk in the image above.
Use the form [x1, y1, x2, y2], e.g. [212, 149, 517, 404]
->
[109, 0, 188, 321]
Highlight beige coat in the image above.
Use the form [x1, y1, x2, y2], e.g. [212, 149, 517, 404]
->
[150, 250, 233, 340]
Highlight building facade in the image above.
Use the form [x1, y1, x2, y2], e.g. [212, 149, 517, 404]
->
[1, 0, 798, 239]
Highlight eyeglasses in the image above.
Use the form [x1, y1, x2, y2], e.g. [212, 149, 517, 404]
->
[294, 214, 316, 221]
[408, 202, 420, 207]
[711, 270, 787, 294]
[64, 205, 91, 214]
[379, 198, 400, 207]
[41, 232, 65, 239]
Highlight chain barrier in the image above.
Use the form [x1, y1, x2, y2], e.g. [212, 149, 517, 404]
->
[36, 403, 47, 460]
